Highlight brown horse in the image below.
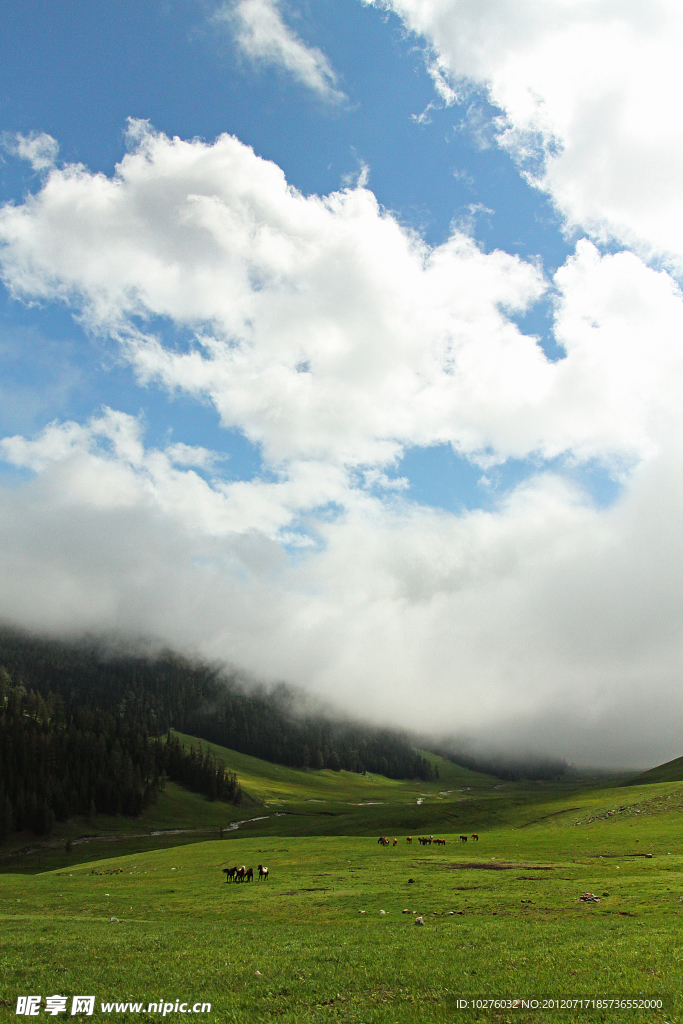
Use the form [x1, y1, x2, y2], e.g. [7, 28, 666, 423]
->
[471, 834, 479, 841]
[223, 866, 237, 882]
[235, 865, 246, 882]
[406, 836, 412, 843]
[378, 836, 390, 846]
[460, 835, 468, 842]
[245, 867, 254, 882]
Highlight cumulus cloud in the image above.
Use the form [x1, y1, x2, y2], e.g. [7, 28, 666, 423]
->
[2, 122, 681, 485]
[0, 410, 350, 541]
[215, 0, 345, 101]
[365, 0, 683, 269]
[1, 123, 683, 764]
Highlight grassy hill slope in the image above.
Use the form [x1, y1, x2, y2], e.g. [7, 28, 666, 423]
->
[171, 731, 498, 800]
[628, 753, 683, 785]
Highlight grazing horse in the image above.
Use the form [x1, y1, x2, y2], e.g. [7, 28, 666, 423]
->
[406, 836, 412, 844]
[378, 836, 390, 846]
[245, 867, 254, 882]
[258, 864, 269, 881]
[434, 838, 446, 846]
[460, 835, 468, 842]
[393, 838, 398, 846]
[417, 837, 429, 845]
[223, 865, 237, 882]
[471, 834, 479, 841]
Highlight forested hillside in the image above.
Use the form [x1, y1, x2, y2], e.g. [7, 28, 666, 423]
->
[0, 673, 240, 839]
[0, 627, 435, 838]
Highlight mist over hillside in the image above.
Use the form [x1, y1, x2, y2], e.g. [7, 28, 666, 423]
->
[438, 746, 569, 783]
[2, 624, 600, 777]
[0, 625, 437, 775]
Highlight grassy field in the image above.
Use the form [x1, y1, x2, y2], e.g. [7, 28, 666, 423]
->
[1, 741, 682, 1022]
[0, 737, 503, 873]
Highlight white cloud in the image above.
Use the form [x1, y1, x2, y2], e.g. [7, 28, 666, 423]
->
[2, 124, 683, 763]
[413, 57, 460, 124]
[0, 410, 353, 539]
[165, 442, 223, 470]
[3, 131, 59, 171]
[3, 122, 681, 487]
[215, 0, 345, 101]
[364, 0, 683, 269]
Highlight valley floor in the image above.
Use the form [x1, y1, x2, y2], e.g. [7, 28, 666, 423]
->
[1, 745, 682, 1022]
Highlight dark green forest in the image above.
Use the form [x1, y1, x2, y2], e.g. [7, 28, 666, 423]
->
[0, 627, 435, 838]
[0, 653, 240, 839]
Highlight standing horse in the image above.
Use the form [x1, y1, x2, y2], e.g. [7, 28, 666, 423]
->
[258, 864, 269, 880]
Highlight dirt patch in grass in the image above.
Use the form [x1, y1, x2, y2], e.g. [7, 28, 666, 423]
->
[284, 887, 332, 894]
[439, 862, 556, 871]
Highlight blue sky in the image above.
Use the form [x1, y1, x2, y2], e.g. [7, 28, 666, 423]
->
[1, 0, 567, 257]
[1, 0, 682, 765]
[0, 0, 571, 508]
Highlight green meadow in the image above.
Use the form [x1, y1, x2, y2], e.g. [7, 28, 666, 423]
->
[2, 738, 683, 1023]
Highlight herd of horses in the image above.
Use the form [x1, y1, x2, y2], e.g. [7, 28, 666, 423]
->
[223, 864, 269, 882]
[378, 834, 479, 845]
[223, 830, 482, 882]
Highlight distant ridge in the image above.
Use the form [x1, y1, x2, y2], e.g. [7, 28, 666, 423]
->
[628, 755, 683, 785]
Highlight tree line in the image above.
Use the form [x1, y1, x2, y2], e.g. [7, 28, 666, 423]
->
[184, 688, 436, 781]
